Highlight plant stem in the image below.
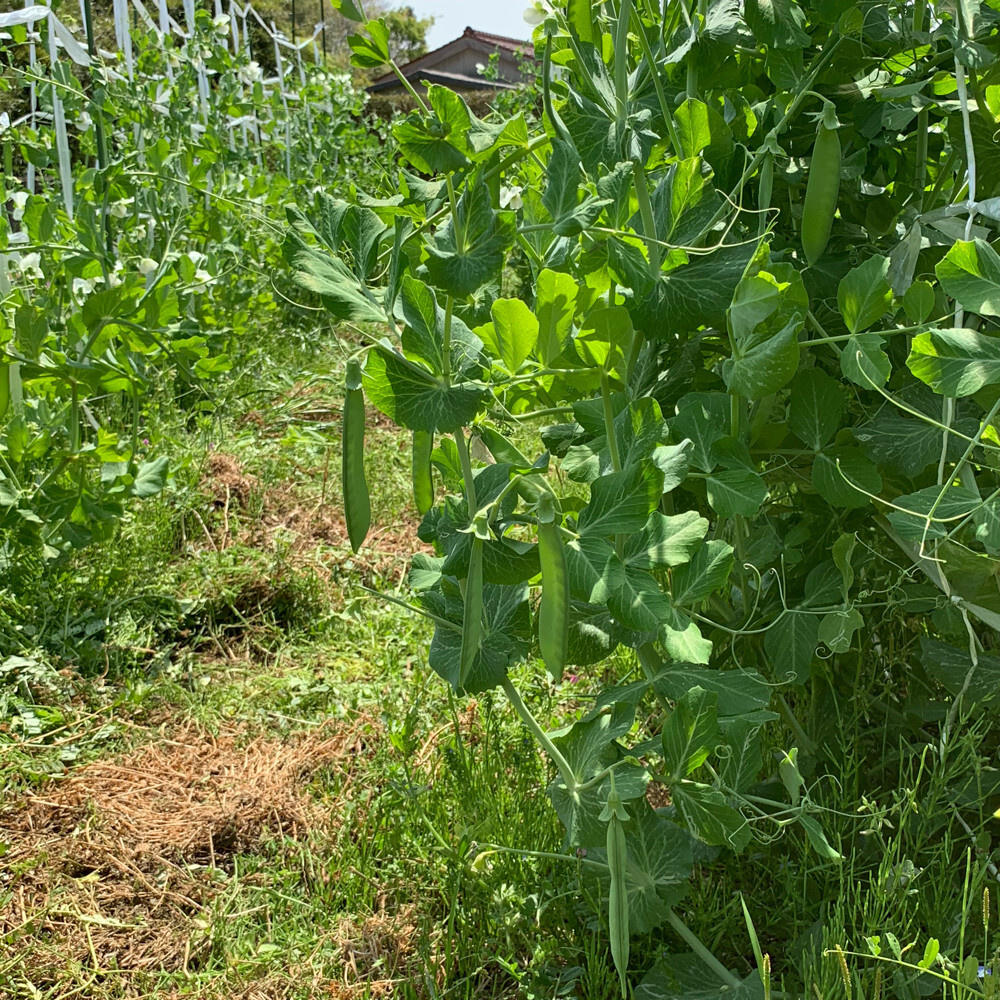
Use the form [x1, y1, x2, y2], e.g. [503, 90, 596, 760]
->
[666, 909, 742, 988]
[501, 675, 577, 789]
[601, 370, 622, 474]
[632, 160, 661, 274]
[455, 426, 478, 513]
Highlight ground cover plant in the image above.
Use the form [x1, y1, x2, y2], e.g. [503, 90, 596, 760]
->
[290, 0, 1000, 994]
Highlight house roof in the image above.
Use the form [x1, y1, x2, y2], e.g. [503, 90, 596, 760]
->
[366, 26, 535, 93]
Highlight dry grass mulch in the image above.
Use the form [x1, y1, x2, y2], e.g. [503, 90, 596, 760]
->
[0, 717, 377, 978]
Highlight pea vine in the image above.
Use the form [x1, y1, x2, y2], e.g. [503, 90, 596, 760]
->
[286, 0, 1000, 991]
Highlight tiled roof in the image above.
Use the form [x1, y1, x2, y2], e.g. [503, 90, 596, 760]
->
[366, 26, 535, 90]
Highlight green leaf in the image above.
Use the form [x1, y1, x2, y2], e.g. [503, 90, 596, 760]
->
[705, 468, 769, 517]
[674, 100, 734, 165]
[132, 456, 169, 498]
[798, 813, 843, 861]
[744, 0, 810, 49]
[282, 232, 387, 324]
[722, 316, 801, 400]
[363, 346, 486, 432]
[566, 536, 626, 603]
[331, 0, 365, 22]
[788, 368, 843, 450]
[719, 720, 764, 794]
[637, 959, 766, 1000]
[659, 609, 714, 663]
[398, 276, 482, 376]
[903, 280, 936, 324]
[608, 566, 674, 631]
[671, 540, 734, 606]
[427, 583, 531, 693]
[637, 241, 758, 335]
[936, 239, 1000, 317]
[817, 607, 864, 653]
[841, 333, 891, 388]
[854, 414, 943, 478]
[578, 461, 665, 537]
[662, 686, 719, 779]
[646, 157, 722, 246]
[549, 704, 649, 847]
[624, 511, 708, 569]
[346, 18, 391, 67]
[653, 665, 772, 715]
[907, 328, 1000, 396]
[482, 297, 538, 374]
[764, 611, 819, 684]
[420, 174, 514, 297]
[811, 447, 881, 509]
[673, 781, 751, 850]
[837, 255, 893, 334]
[536, 268, 579, 365]
[885, 485, 981, 542]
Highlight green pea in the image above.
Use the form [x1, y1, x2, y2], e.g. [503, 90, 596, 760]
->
[801, 119, 841, 266]
[537, 517, 569, 682]
[412, 429, 434, 515]
[342, 359, 371, 553]
[600, 774, 630, 999]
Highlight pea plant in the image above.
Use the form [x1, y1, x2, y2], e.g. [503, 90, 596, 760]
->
[0, 5, 376, 568]
[290, 0, 1000, 991]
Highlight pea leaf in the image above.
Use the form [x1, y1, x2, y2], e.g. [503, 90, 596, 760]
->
[788, 368, 842, 450]
[765, 611, 819, 684]
[811, 447, 881, 509]
[671, 540, 734, 606]
[705, 468, 769, 517]
[838, 255, 892, 334]
[841, 333, 891, 388]
[566, 536, 627, 603]
[480, 297, 538, 374]
[653, 665, 771, 715]
[608, 567, 674, 631]
[673, 781, 751, 850]
[662, 686, 719, 779]
[578, 460, 665, 537]
[363, 346, 487, 432]
[817, 607, 864, 653]
[936, 239, 1000, 317]
[907, 328, 1000, 396]
[536, 268, 579, 364]
[623, 511, 708, 569]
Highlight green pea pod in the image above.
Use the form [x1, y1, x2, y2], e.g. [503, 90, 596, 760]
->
[0, 364, 9, 421]
[342, 359, 371, 553]
[801, 119, 841, 266]
[412, 429, 434, 515]
[600, 775, 630, 999]
[537, 518, 569, 682]
[459, 535, 484, 688]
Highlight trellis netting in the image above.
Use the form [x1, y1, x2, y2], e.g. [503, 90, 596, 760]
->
[0, 0, 345, 211]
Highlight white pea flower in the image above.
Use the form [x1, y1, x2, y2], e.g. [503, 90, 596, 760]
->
[193, 268, 212, 284]
[107, 261, 124, 287]
[75, 110, 93, 132]
[212, 12, 230, 33]
[10, 191, 29, 220]
[108, 198, 134, 219]
[138, 257, 158, 276]
[500, 185, 523, 211]
[186, 251, 207, 266]
[18, 252, 44, 280]
[239, 60, 262, 84]
[72, 276, 96, 298]
[523, 1, 554, 25]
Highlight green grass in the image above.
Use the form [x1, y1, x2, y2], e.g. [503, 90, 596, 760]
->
[3, 327, 999, 1000]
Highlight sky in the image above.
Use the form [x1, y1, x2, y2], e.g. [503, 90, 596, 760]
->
[410, 0, 533, 49]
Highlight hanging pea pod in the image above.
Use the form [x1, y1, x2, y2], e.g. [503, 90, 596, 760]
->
[412, 429, 434, 515]
[801, 105, 841, 266]
[0, 364, 9, 421]
[537, 497, 569, 682]
[342, 359, 370, 553]
[600, 773, 630, 999]
[459, 534, 484, 689]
